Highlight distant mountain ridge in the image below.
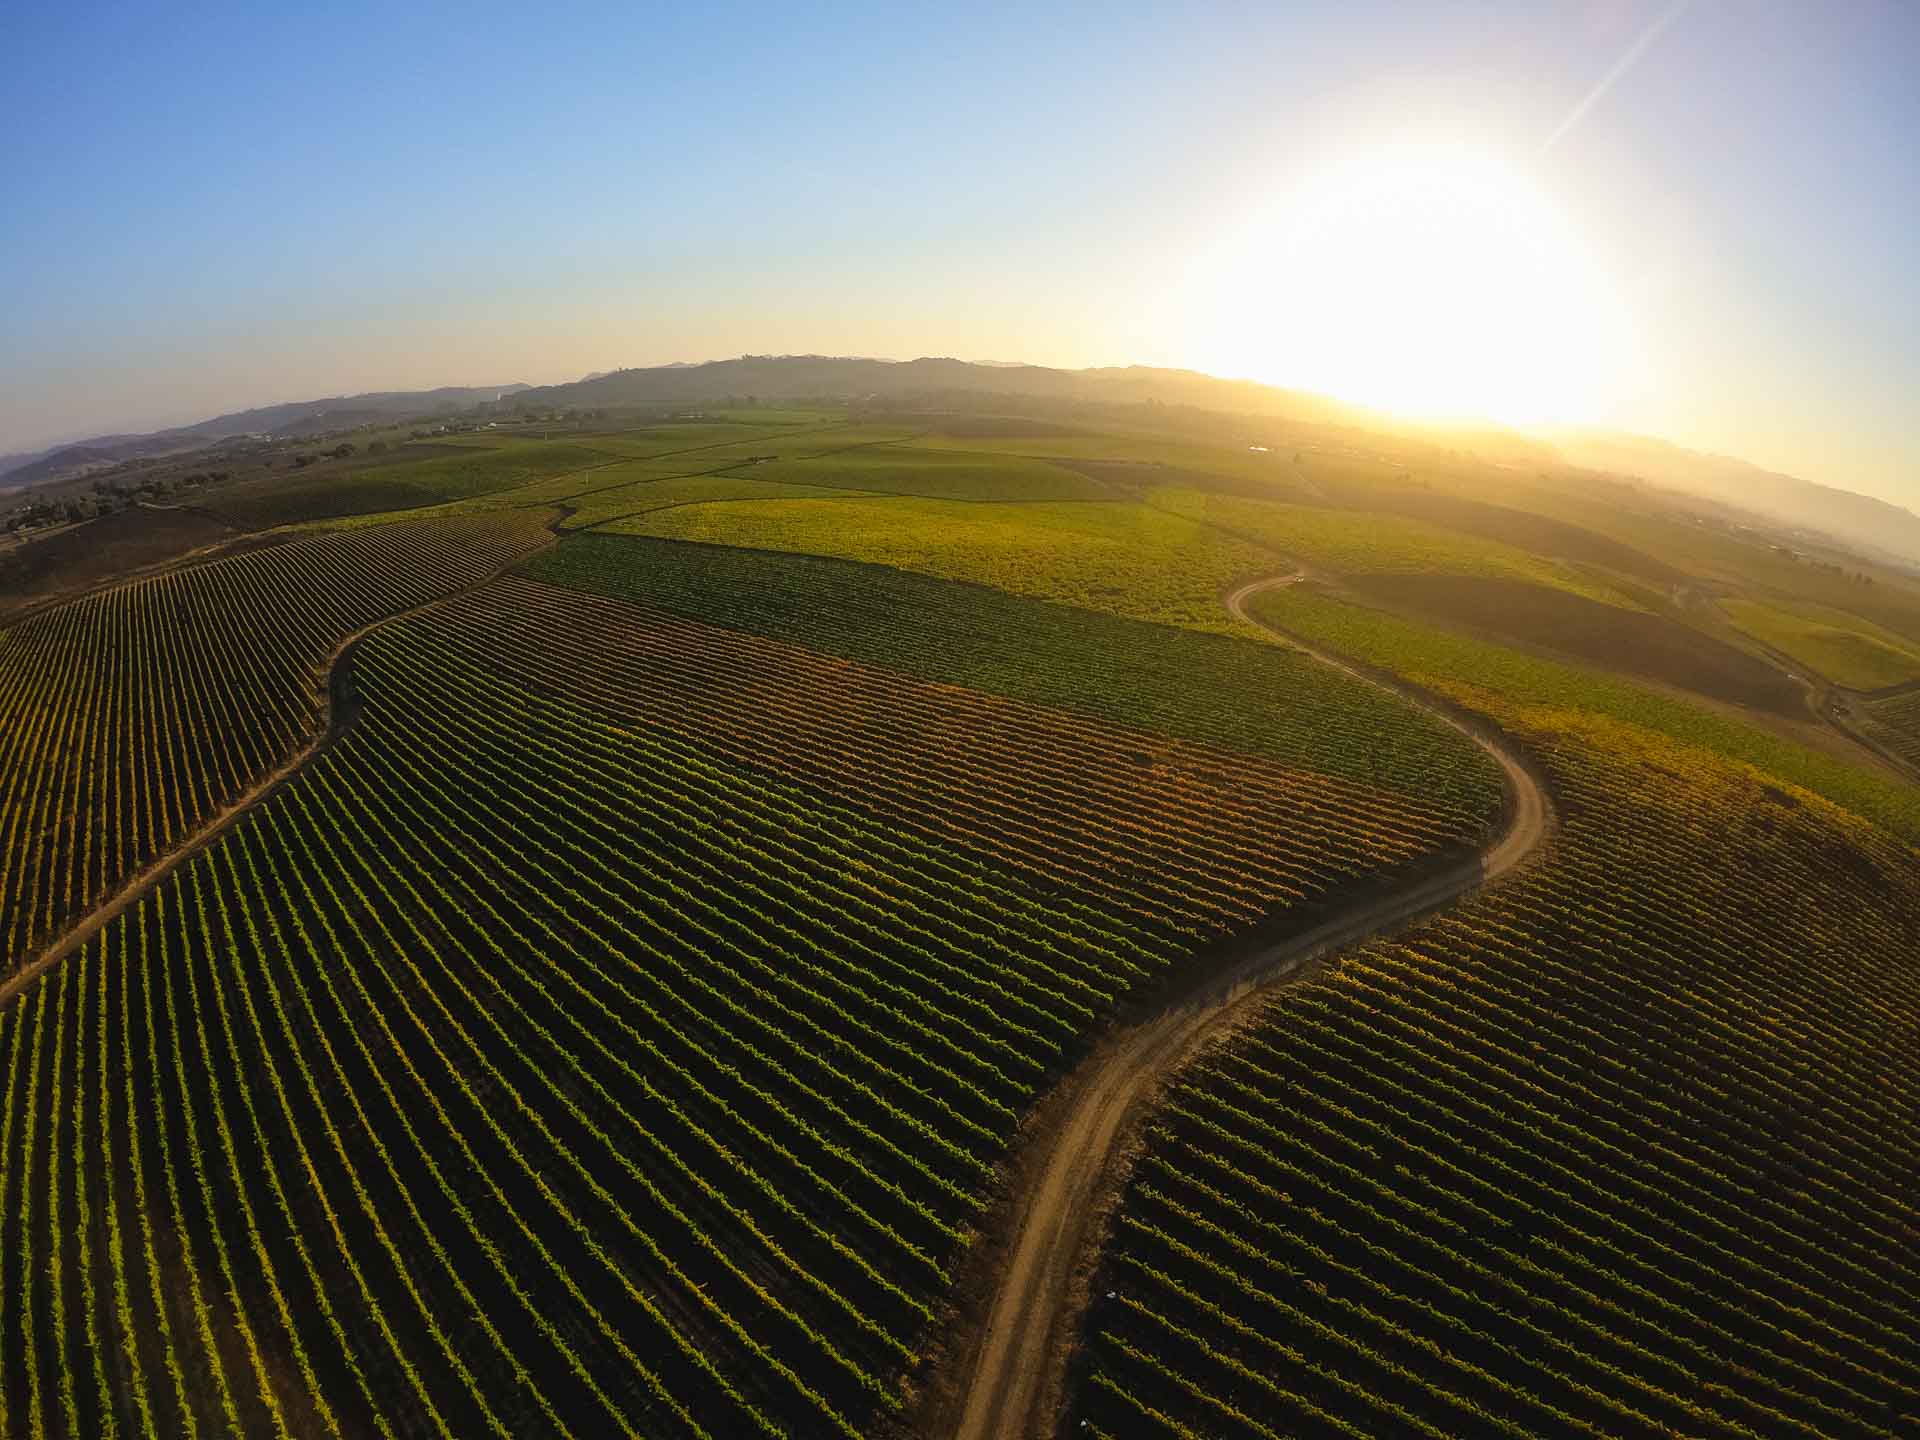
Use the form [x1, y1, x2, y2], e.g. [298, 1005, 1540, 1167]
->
[9, 356, 1910, 566]
[0, 384, 529, 490]
[1543, 428, 1920, 567]
[508, 354, 1382, 428]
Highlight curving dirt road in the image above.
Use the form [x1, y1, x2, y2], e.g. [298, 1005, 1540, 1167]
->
[941, 572, 1553, 1440]
[0, 531, 553, 1015]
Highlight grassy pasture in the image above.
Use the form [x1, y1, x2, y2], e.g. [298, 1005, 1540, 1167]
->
[1720, 596, 1920, 690]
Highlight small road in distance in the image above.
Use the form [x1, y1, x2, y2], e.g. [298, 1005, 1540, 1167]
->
[0, 529, 556, 1015]
[940, 571, 1553, 1440]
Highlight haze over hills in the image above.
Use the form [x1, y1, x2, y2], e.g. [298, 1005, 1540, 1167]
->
[0, 384, 530, 490]
[8, 353, 1916, 565]
[1542, 426, 1920, 568]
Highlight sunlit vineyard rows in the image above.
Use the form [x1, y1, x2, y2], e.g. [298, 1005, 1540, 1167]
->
[0, 561, 1498, 1438]
[1067, 708, 1920, 1439]
[0, 512, 552, 973]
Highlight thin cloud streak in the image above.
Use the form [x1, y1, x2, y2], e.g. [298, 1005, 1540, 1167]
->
[1542, 0, 1694, 153]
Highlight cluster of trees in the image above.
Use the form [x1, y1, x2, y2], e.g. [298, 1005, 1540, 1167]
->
[289, 443, 357, 469]
[2, 469, 234, 532]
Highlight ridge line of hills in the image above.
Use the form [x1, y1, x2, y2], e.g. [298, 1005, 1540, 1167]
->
[6, 354, 1916, 565]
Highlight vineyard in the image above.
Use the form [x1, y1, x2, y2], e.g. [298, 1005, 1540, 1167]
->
[1860, 687, 1920, 771]
[0, 564, 1500, 1438]
[1066, 702, 1920, 1438]
[526, 535, 1504, 813]
[0, 511, 552, 972]
[602, 491, 1281, 633]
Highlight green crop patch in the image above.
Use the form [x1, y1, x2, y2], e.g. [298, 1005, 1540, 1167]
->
[0, 511, 553, 968]
[1151, 486, 1644, 606]
[743, 446, 1108, 502]
[598, 492, 1278, 634]
[209, 441, 610, 527]
[527, 534, 1506, 816]
[582, 474, 868, 529]
[1352, 574, 1806, 715]
[1248, 580, 1920, 842]
[1721, 596, 1920, 690]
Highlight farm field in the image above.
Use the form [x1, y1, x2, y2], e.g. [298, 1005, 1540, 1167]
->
[605, 494, 1280, 633]
[525, 536, 1501, 808]
[1065, 677, 1920, 1440]
[13, 0, 1920, 1430]
[205, 444, 610, 529]
[1242, 581, 1920, 842]
[1346, 575, 1808, 716]
[1719, 596, 1920, 690]
[0, 390, 1917, 1440]
[0, 511, 552, 974]
[1146, 485, 1639, 605]
[0, 556, 1501, 1438]
[1859, 687, 1920, 771]
[740, 447, 1108, 503]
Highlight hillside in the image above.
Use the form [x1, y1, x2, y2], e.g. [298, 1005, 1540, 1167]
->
[0, 385, 530, 488]
[1545, 428, 1920, 567]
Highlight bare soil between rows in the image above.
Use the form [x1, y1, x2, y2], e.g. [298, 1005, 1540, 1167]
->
[908, 572, 1554, 1440]
[0, 526, 556, 1014]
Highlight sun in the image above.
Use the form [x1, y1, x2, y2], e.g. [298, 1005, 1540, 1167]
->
[1186, 142, 1634, 425]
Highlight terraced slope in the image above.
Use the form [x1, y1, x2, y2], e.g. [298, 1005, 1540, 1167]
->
[0, 566, 1500, 1439]
[0, 512, 552, 973]
[1065, 697, 1920, 1439]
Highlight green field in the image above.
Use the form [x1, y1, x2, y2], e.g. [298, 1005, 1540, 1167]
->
[1720, 596, 1920, 689]
[738, 446, 1108, 502]
[1245, 581, 1920, 842]
[2, 393, 1917, 1440]
[0, 511, 552, 962]
[603, 494, 1279, 633]
[207, 443, 611, 527]
[0, 537, 1498, 1436]
[1149, 486, 1643, 605]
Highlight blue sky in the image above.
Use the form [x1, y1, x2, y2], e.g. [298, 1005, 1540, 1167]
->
[4, 1, 1915, 503]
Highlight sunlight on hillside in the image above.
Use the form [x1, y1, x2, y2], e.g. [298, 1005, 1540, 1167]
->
[1187, 142, 1637, 425]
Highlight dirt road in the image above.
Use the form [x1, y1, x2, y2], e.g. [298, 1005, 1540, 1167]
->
[942, 572, 1552, 1440]
[0, 532, 553, 1014]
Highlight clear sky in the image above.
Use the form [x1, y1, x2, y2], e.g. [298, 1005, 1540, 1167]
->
[4, 1, 1915, 504]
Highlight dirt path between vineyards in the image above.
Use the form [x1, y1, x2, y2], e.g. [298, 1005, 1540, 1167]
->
[0, 530, 555, 1015]
[926, 571, 1554, 1440]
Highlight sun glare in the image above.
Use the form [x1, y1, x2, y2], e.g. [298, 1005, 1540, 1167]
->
[1189, 143, 1634, 425]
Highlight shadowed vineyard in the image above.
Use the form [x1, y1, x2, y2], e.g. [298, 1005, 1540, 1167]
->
[0, 512, 552, 970]
[1065, 701, 1920, 1438]
[1862, 687, 1920, 772]
[0, 556, 1501, 1438]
